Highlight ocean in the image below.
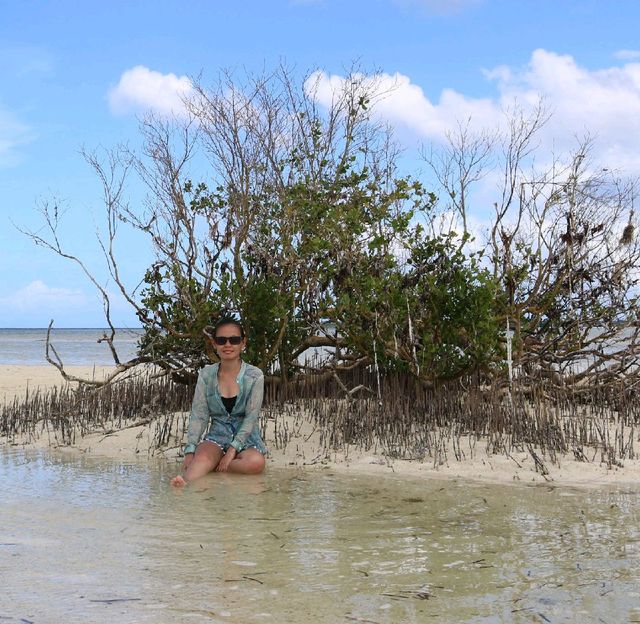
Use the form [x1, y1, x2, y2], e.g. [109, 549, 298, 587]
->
[0, 328, 143, 365]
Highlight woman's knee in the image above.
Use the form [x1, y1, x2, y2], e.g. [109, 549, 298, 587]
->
[241, 451, 266, 474]
[193, 442, 222, 466]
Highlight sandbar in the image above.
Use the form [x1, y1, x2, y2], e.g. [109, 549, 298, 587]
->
[2, 365, 639, 489]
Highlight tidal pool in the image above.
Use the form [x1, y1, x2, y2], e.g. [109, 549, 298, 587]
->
[1, 448, 639, 624]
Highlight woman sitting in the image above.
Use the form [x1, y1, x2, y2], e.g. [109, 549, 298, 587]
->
[171, 317, 267, 486]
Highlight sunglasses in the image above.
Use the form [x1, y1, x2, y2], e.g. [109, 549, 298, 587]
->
[213, 336, 243, 346]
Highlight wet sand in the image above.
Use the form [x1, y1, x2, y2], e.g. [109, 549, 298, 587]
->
[2, 365, 640, 488]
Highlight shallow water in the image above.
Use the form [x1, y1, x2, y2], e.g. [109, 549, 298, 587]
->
[1, 448, 639, 623]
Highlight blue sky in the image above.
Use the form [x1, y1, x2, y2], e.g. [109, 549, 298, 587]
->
[1, 0, 640, 327]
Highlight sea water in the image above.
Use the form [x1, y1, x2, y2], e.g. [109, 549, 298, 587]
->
[1, 448, 639, 623]
[0, 328, 142, 365]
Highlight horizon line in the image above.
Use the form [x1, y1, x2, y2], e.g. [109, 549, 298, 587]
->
[0, 327, 144, 330]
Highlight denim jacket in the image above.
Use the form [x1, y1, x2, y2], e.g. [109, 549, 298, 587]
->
[183, 361, 264, 455]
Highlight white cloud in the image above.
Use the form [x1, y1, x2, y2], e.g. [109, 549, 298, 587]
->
[0, 45, 54, 76]
[393, 0, 482, 15]
[0, 280, 90, 311]
[108, 65, 193, 116]
[0, 107, 34, 167]
[0, 281, 141, 327]
[492, 49, 640, 168]
[308, 49, 640, 173]
[307, 70, 502, 143]
[614, 49, 640, 61]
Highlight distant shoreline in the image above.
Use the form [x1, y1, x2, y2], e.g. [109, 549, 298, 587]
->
[0, 328, 142, 366]
[0, 327, 144, 330]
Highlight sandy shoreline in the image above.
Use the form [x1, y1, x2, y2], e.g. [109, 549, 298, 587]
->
[2, 365, 640, 488]
[0, 364, 115, 401]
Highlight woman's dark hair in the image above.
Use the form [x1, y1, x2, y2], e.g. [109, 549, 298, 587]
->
[213, 315, 245, 338]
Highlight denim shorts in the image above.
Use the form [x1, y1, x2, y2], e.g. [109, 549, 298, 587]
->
[203, 417, 268, 455]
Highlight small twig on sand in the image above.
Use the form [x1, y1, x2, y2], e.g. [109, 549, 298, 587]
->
[89, 598, 141, 604]
[97, 418, 153, 441]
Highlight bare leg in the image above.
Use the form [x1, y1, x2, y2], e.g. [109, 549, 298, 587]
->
[171, 441, 223, 486]
[226, 449, 266, 475]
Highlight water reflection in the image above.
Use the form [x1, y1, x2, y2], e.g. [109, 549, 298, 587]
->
[0, 447, 638, 623]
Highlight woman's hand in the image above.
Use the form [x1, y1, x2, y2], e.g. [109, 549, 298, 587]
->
[216, 447, 237, 472]
[183, 453, 195, 472]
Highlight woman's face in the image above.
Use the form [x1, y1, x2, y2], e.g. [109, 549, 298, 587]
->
[213, 323, 246, 361]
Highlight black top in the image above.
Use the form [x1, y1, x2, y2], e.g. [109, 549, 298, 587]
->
[221, 395, 237, 413]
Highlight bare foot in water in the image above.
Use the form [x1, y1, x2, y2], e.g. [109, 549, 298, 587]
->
[170, 475, 187, 487]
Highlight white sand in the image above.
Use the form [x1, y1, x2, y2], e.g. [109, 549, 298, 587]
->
[2, 365, 640, 488]
[0, 365, 115, 401]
